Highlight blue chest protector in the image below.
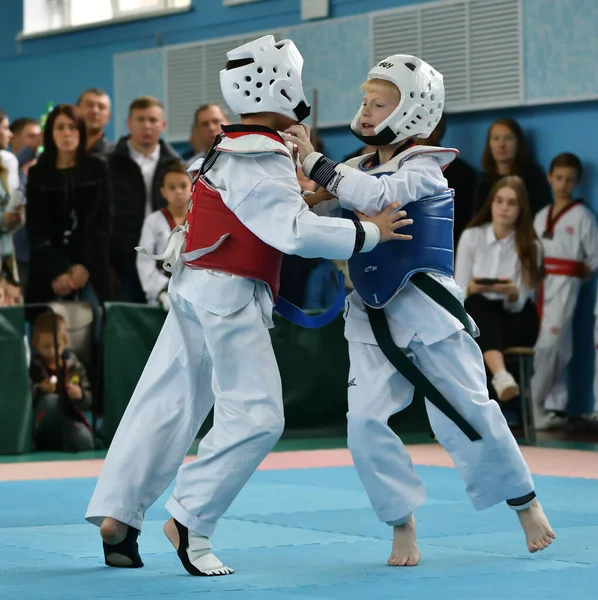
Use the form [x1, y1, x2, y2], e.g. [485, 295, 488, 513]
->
[345, 175, 454, 308]
[276, 147, 456, 326]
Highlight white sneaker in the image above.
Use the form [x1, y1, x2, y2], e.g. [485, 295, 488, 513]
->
[492, 369, 520, 402]
[533, 403, 568, 431]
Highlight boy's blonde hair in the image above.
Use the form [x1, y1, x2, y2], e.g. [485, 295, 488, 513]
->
[360, 78, 401, 101]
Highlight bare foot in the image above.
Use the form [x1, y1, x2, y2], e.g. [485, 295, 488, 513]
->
[100, 518, 135, 567]
[100, 517, 128, 544]
[164, 518, 233, 576]
[517, 500, 556, 553]
[388, 515, 421, 566]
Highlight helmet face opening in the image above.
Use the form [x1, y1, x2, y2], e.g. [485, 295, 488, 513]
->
[350, 54, 445, 146]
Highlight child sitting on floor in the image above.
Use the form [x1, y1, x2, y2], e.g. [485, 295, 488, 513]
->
[29, 312, 94, 452]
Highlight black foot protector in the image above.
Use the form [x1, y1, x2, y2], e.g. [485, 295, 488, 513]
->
[103, 526, 144, 568]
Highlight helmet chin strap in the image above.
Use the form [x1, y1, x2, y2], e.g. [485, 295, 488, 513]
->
[293, 101, 311, 122]
[350, 124, 399, 146]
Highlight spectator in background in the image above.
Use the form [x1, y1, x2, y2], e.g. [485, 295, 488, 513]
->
[5, 278, 22, 305]
[473, 118, 552, 216]
[76, 88, 114, 157]
[9, 117, 42, 166]
[0, 110, 13, 151]
[184, 103, 230, 165]
[1, 109, 24, 282]
[0, 273, 28, 368]
[109, 96, 179, 303]
[0, 272, 23, 306]
[8, 117, 42, 289]
[532, 153, 598, 430]
[29, 312, 94, 452]
[418, 115, 477, 244]
[25, 104, 112, 307]
[455, 176, 541, 405]
[0, 274, 19, 307]
[136, 161, 189, 310]
[0, 274, 6, 306]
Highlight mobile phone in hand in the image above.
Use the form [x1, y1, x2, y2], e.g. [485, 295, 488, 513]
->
[475, 278, 504, 286]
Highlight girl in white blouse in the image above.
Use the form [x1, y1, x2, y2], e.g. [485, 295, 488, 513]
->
[456, 176, 542, 402]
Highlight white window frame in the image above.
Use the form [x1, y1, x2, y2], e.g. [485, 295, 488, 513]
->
[18, 0, 192, 41]
[222, 0, 265, 5]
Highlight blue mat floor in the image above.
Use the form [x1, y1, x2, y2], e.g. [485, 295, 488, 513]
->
[1, 465, 596, 599]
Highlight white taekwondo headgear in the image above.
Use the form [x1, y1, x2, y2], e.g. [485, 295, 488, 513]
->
[350, 54, 445, 146]
[220, 35, 311, 122]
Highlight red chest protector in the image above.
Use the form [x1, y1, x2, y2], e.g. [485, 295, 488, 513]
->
[183, 138, 285, 301]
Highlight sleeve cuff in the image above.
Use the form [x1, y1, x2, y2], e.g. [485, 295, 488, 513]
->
[360, 221, 380, 253]
[301, 152, 324, 178]
[301, 154, 344, 191]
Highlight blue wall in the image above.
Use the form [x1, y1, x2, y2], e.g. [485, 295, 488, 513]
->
[2, 0, 597, 413]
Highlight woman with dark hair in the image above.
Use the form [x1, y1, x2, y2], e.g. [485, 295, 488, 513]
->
[456, 176, 542, 403]
[25, 104, 112, 306]
[473, 118, 552, 216]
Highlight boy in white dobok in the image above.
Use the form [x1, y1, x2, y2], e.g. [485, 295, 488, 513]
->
[85, 35, 409, 577]
[531, 153, 598, 430]
[136, 160, 189, 309]
[284, 54, 555, 566]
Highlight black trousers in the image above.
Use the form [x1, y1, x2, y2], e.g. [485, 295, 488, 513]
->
[464, 294, 539, 353]
[34, 394, 94, 452]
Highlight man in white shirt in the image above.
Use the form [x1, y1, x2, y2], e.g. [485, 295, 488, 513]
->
[108, 97, 180, 302]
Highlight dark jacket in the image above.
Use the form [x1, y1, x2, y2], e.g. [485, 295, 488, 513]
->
[108, 137, 179, 276]
[30, 350, 92, 426]
[444, 157, 477, 244]
[89, 134, 115, 157]
[25, 155, 112, 303]
[473, 162, 552, 217]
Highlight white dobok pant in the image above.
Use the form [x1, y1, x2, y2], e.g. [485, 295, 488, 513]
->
[346, 330, 535, 524]
[532, 275, 580, 413]
[86, 287, 284, 538]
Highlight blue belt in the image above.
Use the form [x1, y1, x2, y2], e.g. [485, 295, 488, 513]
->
[274, 271, 345, 329]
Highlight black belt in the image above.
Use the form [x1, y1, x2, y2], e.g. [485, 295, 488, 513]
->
[365, 273, 482, 442]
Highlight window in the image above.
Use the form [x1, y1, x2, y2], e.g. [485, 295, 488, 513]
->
[22, 0, 191, 38]
[222, 0, 265, 5]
